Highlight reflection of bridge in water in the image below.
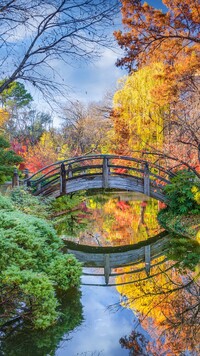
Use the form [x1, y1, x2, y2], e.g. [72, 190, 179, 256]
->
[63, 232, 171, 286]
[21, 154, 175, 202]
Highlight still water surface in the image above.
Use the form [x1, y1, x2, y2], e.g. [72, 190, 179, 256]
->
[1, 193, 199, 355]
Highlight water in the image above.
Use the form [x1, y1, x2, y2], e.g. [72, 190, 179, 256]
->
[1, 193, 199, 355]
[56, 283, 134, 356]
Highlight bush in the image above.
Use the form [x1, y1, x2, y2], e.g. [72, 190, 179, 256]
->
[0, 194, 82, 329]
[9, 187, 50, 218]
[163, 170, 200, 215]
[167, 234, 200, 271]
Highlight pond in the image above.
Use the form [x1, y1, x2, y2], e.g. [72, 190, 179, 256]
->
[1, 192, 199, 355]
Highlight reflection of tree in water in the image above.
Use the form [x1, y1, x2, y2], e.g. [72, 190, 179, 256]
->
[0, 288, 83, 356]
[84, 195, 161, 246]
[51, 193, 91, 237]
[52, 192, 160, 245]
[103, 198, 161, 245]
[54, 192, 162, 246]
[116, 259, 200, 355]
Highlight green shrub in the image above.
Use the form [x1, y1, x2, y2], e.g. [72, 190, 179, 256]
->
[0, 193, 14, 211]
[0, 194, 82, 329]
[163, 170, 200, 215]
[167, 234, 200, 271]
[9, 187, 50, 218]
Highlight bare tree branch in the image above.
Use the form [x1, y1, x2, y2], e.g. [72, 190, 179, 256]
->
[0, 0, 120, 99]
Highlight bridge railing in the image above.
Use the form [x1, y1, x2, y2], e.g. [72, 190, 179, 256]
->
[15, 154, 175, 195]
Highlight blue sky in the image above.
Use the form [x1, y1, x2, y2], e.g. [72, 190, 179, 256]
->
[53, 1, 166, 106]
[28, 0, 167, 119]
[52, 1, 167, 106]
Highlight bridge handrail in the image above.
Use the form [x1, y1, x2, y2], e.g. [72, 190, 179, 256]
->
[24, 154, 175, 184]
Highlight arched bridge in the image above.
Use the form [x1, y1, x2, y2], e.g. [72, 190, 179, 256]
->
[23, 154, 174, 201]
[64, 232, 171, 286]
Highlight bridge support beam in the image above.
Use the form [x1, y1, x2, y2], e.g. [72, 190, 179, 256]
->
[104, 254, 111, 285]
[67, 164, 73, 178]
[60, 163, 66, 194]
[145, 245, 151, 276]
[103, 157, 109, 188]
[143, 162, 150, 196]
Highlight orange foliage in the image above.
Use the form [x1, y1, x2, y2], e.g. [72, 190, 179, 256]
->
[85, 197, 161, 246]
[115, 0, 200, 71]
[11, 135, 58, 173]
[117, 262, 200, 355]
[113, 1, 200, 169]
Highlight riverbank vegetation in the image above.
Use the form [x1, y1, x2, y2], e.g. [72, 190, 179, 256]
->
[0, 191, 82, 331]
[158, 170, 200, 240]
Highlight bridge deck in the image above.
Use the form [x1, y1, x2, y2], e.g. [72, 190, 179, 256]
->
[19, 154, 173, 201]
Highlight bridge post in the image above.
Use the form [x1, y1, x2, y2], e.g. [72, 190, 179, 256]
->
[24, 168, 31, 188]
[143, 162, 150, 196]
[145, 245, 151, 276]
[24, 168, 29, 180]
[60, 163, 66, 194]
[104, 254, 111, 285]
[12, 168, 19, 187]
[67, 163, 73, 178]
[37, 182, 41, 192]
[103, 156, 109, 188]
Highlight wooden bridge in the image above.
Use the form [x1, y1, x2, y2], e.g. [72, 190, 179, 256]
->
[63, 232, 171, 286]
[18, 154, 174, 201]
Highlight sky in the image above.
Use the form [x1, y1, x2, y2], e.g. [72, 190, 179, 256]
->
[31, 19, 126, 116]
[55, 0, 166, 105]
[2, 0, 167, 123]
[30, 45, 125, 124]
[60, 47, 125, 104]
[48, 0, 167, 109]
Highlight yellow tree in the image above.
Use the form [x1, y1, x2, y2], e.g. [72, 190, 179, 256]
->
[112, 62, 167, 155]
[0, 108, 9, 132]
[114, 0, 200, 167]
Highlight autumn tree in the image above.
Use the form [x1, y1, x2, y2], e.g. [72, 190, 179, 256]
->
[0, 0, 119, 100]
[0, 109, 9, 132]
[113, 0, 200, 168]
[111, 62, 166, 155]
[62, 101, 112, 155]
[115, 0, 200, 71]
[17, 131, 62, 173]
